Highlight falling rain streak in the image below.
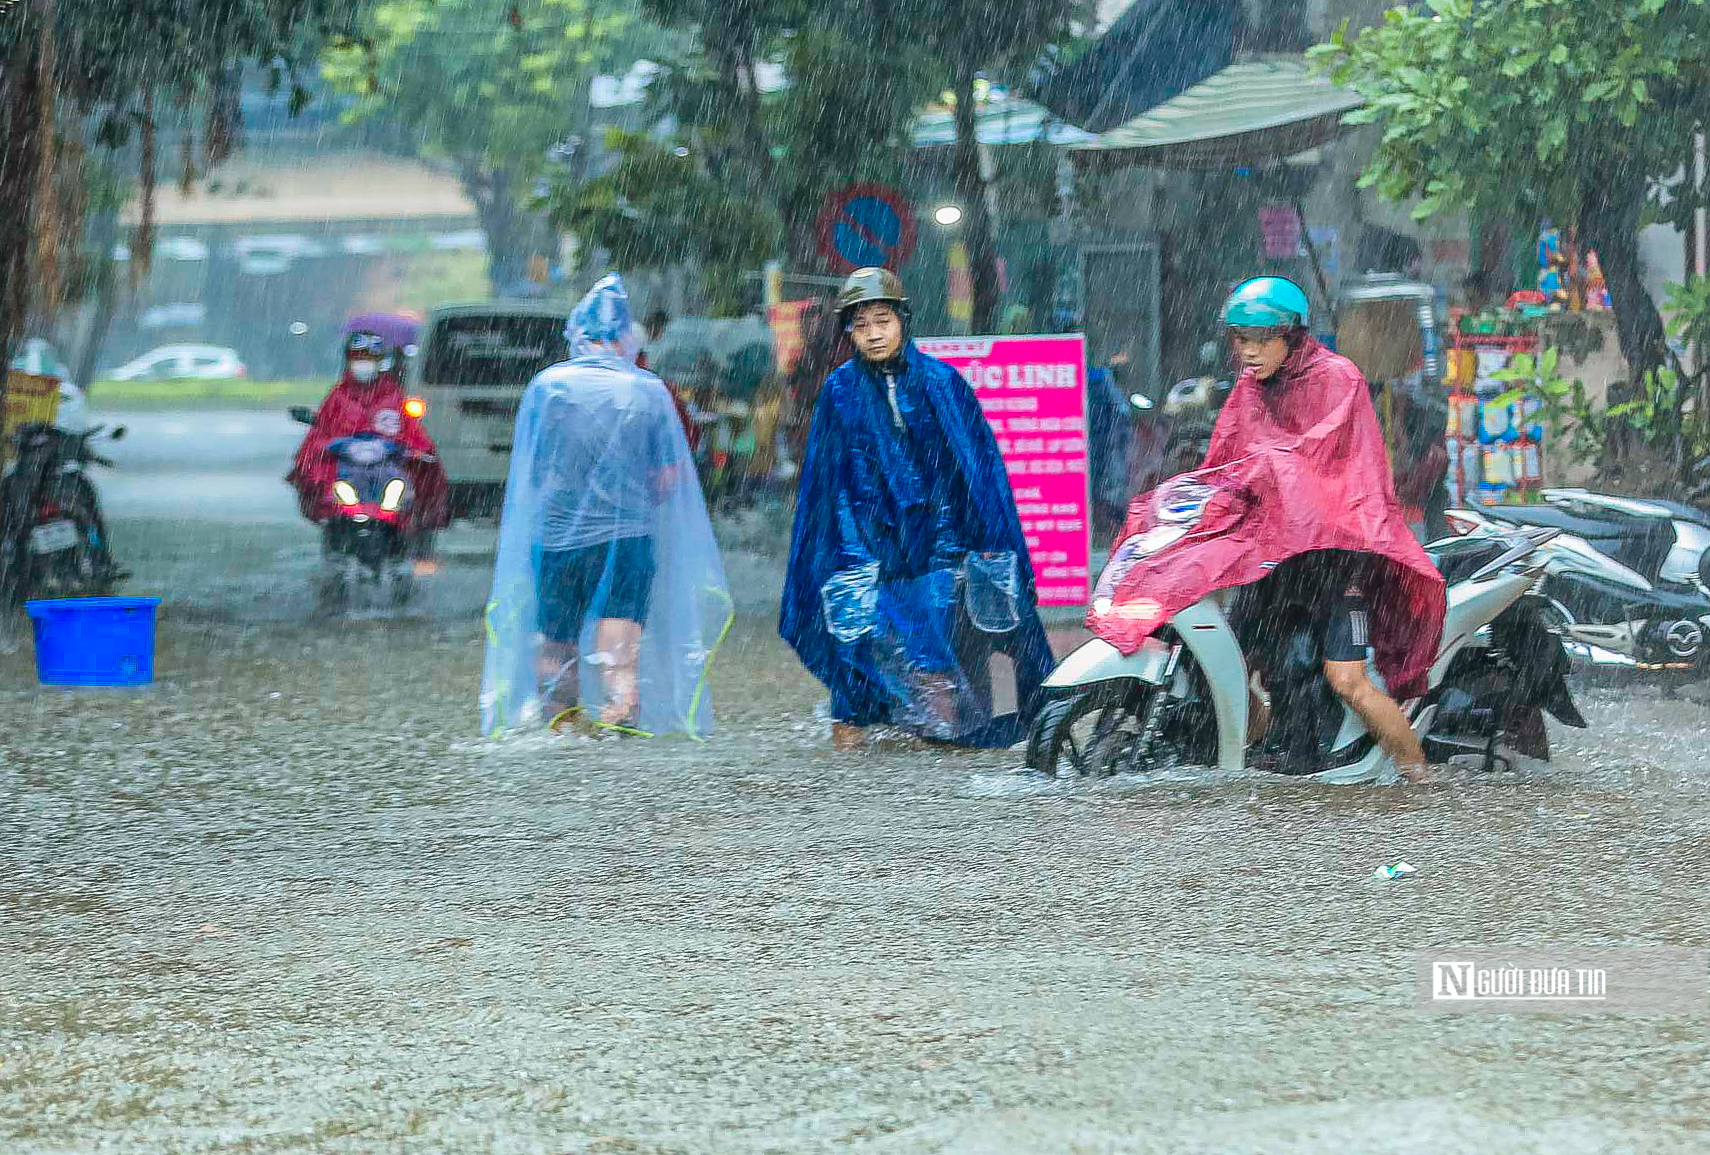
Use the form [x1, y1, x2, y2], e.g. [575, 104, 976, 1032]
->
[5, 0, 1710, 1150]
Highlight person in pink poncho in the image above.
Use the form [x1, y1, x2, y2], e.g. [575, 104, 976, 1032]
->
[1089, 277, 1445, 780]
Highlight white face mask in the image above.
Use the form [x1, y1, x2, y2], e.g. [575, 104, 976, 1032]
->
[349, 359, 380, 384]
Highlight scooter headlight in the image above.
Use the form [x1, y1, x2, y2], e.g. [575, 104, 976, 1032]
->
[380, 477, 406, 512]
[1091, 526, 1189, 612]
[333, 480, 360, 506]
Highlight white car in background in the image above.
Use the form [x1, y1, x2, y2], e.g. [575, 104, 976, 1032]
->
[104, 344, 247, 381]
[234, 235, 326, 275]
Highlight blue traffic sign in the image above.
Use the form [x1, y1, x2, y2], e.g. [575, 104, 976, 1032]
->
[816, 184, 918, 273]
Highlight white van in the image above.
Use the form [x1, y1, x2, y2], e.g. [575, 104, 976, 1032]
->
[410, 301, 569, 519]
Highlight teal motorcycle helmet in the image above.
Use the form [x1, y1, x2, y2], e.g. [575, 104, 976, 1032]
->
[1223, 276, 1311, 331]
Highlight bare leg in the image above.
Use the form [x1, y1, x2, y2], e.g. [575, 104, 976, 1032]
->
[913, 672, 959, 737]
[538, 640, 579, 709]
[831, 722, 867, 751]
[594, 618, 644, 725]
[1324, 659, 1430, 782]
[1247, 686, 1271, 746]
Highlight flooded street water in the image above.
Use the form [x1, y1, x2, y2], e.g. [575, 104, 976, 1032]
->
[4, 415, 1710, 1153]
[13, 0, 1710, 1144]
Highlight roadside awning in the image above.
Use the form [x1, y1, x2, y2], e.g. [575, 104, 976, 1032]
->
[910, 96, 1098, 148]
[1069, 57, 1364, 170]
[1030, 0, 1241, 134]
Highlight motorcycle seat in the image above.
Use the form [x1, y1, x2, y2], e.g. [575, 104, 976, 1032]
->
[1541, 489, 1710, 529]
[1629, 497, 1710, 529]
[1466, 496, 1629, 538]
[1468, 496, 1676, 579]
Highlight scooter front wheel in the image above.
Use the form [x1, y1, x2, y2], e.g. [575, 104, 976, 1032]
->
[1026, 684, 1149, 778]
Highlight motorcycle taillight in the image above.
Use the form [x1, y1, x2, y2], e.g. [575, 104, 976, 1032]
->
[38, 500, 62, 518]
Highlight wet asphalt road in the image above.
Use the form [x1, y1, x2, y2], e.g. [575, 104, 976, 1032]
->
[97, 410, 305, 525]
[2, 413, 1709, 1152]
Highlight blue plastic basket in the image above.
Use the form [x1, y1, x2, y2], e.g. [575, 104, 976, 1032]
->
[24, 597, 161, 687]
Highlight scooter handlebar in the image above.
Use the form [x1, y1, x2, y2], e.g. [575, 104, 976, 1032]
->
[1465, 526, 1557, 584]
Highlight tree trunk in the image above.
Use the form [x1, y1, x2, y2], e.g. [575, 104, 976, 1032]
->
[733, 35, 774, 193]
[463, 162, 548, 295]
[1581, 163, 1672, 449]
[951, 61, 1000, 334]
[74, 207, 121, 393]
[556, 0, 596, 281]
[0, 17, 45, 411]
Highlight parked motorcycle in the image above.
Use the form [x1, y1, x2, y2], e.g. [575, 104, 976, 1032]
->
[1158, 372, 1236, 476]
[0, 421, 128, 612]
[1026, 515, 1583, 782]
[290, 406, 429, 612]
[694, 398, 757, 511]
[1450, 488, 1710, 678]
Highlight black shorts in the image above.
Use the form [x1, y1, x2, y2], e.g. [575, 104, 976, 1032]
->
[539, 536, 656, 641]
[1322, 584, 1371, 663]
[1244, 550, 1374, 666]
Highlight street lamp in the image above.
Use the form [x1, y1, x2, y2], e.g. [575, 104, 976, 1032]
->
[933, 203, 963, 227]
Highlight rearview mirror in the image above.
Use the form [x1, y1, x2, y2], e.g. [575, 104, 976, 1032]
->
[109, 425, 126, 442]
[289, 405, 316, 425]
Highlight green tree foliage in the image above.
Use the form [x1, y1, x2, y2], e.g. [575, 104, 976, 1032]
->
[552, 131, 782, 313]
[1492, 280, 1710, 487]
[539, 0, 939, 311]
[893, 0, 1086, 332]
[1314, 0, 1710, 471]
[1, 0, 371, 412]
[765, 10, 943, 270]
[323, 0, 668, 293]
[641, 0, 781, 193]
[543, 0, 1080, 322]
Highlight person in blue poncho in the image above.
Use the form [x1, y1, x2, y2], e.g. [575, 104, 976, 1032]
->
[779, 267, 1055, 751]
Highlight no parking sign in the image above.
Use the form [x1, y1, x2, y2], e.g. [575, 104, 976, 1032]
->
[815, 184, 918, 274]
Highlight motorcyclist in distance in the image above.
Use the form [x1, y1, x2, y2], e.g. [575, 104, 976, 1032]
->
[287, 324, 450, 537]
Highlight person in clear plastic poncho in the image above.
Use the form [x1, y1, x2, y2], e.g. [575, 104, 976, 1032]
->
[481, 274, 733, 737]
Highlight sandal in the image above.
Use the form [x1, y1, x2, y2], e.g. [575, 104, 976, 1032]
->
[548, 705, 594, 735]
[592, 712, 653, 738]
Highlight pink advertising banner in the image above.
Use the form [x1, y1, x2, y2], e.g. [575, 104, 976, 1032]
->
[916, 333, 1090, 606]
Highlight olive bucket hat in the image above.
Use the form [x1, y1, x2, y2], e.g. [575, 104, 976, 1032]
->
[837, 267, 909, 321]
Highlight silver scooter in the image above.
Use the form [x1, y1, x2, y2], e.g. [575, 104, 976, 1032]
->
[1027, 516, 1582, 783]
[1449, 488, 1710, 675]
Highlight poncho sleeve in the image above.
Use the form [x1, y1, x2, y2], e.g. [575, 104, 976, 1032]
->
[780, 373, 857, 686]
[936, 365, 1034, 561]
